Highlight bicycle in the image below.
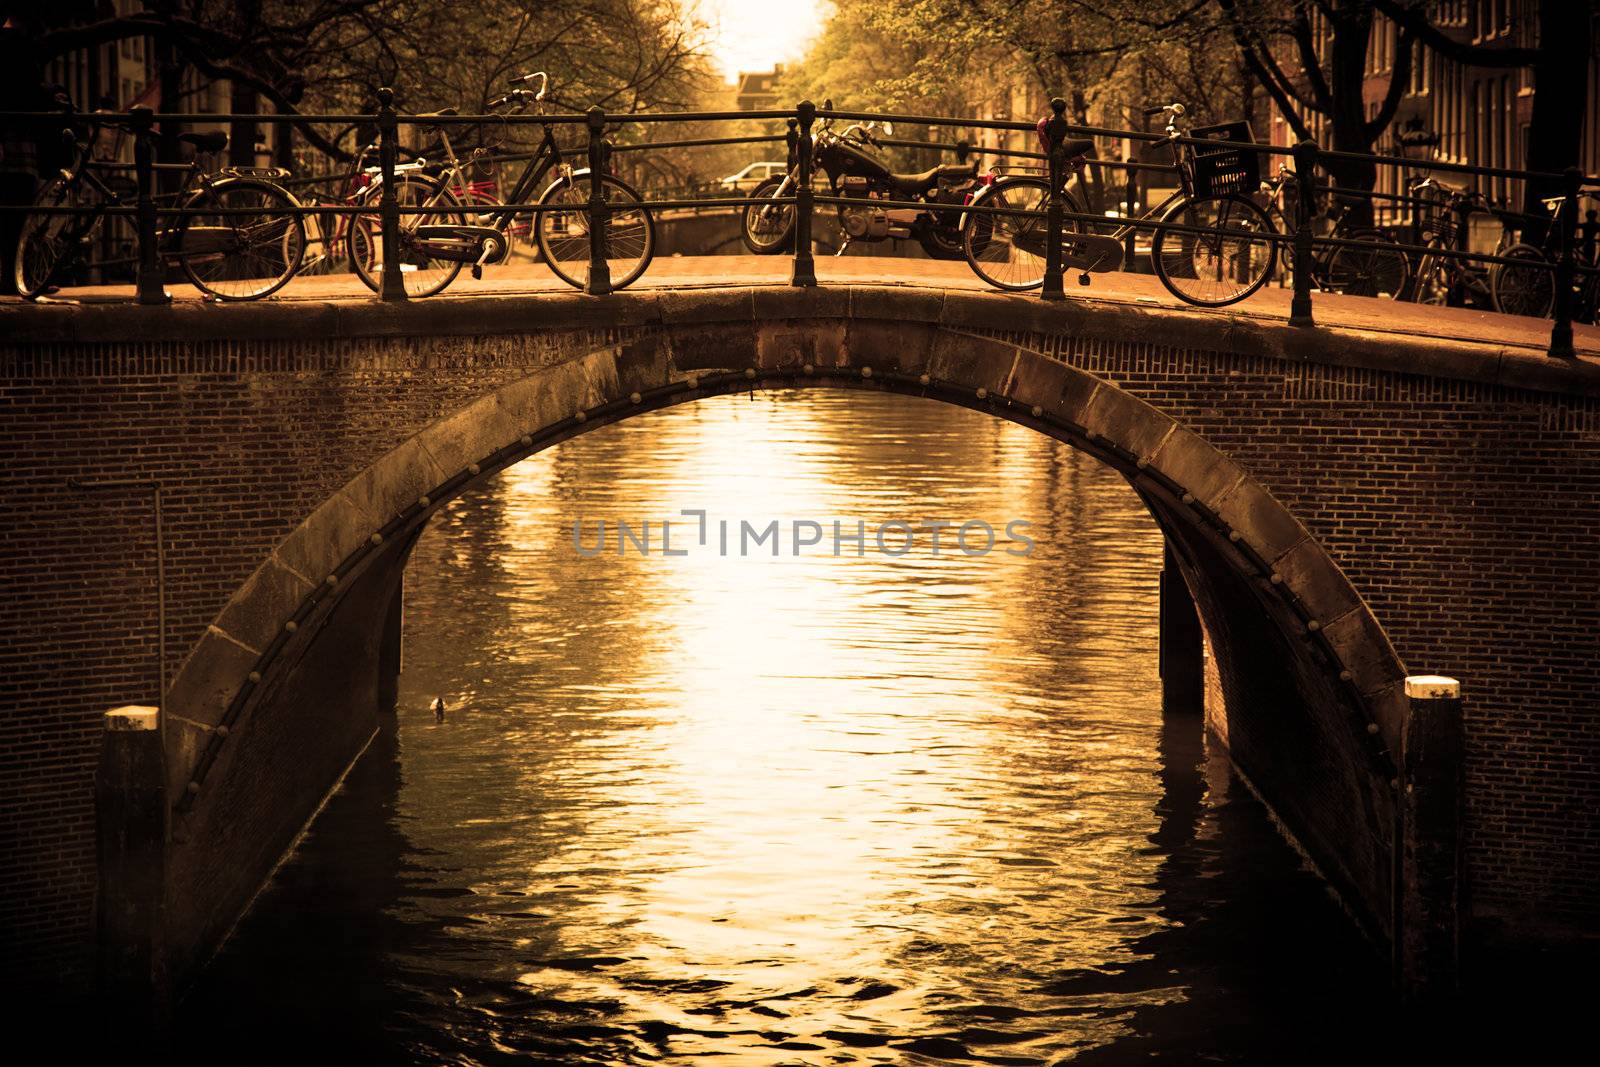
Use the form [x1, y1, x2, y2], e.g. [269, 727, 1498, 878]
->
[1488, 192, 1600, 322]
[961, 103, 1277, 307]
[14, 116, 306, 301]
[346, 72, 654, 298]
[1258, 163, 1410, 299]
[1403, 177, 1524, 310]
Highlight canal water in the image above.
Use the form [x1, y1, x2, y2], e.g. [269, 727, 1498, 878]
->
[179, 390, 1388, 1063]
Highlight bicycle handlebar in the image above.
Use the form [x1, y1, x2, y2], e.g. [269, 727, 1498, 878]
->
[486, 87, 538, 112]
[509, 71, 548, 101]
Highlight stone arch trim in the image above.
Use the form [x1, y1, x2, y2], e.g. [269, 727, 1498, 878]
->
[164, 318, 1409, 809]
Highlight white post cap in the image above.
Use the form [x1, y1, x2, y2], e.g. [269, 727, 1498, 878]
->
[105, 705, 160, 731]
[1404, 675, 1461, 700]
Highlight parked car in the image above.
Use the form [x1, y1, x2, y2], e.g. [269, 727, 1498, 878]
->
[719, 161, 788, 192]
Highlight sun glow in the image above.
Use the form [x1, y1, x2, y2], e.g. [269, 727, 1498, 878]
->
[691, 0, 832, 84]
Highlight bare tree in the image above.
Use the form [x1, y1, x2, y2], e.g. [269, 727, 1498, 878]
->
[1216, 0, 1414, 208]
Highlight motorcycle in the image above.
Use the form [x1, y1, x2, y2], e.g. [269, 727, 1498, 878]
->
[740, 101, 986, 260]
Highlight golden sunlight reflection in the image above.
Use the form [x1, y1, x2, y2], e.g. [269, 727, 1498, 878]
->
[185, 390, 1394, 1065]
[399, 391, 1180, 1060]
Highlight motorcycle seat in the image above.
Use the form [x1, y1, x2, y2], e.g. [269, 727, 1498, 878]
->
[886, 159, 979, 195]
[1058, 137, 1095, 159]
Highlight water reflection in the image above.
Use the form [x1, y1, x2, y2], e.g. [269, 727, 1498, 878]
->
[181, 390, 1383, 1063]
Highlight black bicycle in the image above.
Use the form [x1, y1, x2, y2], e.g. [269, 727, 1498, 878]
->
[1488, 192, 1600, 322]
[1259, 163, 1410, 299]
[962, 103, 1278, 307]
[13, 116, 305, 301]
[347, 72, 654, 298]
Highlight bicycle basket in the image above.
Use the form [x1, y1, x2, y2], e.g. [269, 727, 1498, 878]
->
[1187, 121, 1260, 199]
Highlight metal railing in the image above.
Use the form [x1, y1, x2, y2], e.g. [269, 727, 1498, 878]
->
[3, 93, 1596, 358]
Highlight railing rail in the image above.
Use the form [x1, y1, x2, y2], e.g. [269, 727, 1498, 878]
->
[2, 96, 1595, 358]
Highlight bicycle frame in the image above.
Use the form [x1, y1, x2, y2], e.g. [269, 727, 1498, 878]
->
[415, 120, 569, 235]
[1061, 115, 1196, 252]
[41, 135, 211, 269]
[1083, 184, 1190, 247]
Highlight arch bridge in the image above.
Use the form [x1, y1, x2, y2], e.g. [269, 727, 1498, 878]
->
[2, 260, 1598, 1006]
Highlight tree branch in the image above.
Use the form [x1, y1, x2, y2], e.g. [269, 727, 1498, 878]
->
[1217, 0, 1320, 115]
[1370, 0, 1538, 68]
[1290, 7, 1332, 111]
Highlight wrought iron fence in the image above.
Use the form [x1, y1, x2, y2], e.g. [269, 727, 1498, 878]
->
[2, 92, 1596, 358]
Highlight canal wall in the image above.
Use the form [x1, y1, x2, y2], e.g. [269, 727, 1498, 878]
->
[3, 285, 1598, 999]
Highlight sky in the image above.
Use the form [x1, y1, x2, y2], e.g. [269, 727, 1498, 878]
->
[692, 0, 832, 84]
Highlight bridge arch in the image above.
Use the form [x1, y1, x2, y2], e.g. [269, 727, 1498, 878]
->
[160, 317, 1407, 976]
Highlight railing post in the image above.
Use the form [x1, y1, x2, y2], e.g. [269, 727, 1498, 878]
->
[1041, 97, 1069, 302]
[1289, 139, 1318, 327]
[1548, 166, 1582, 359]
[376, 87, 406, 302]
[584, 105, 613, 296]
[129, 106, 170, 306]
[791, 100, 817, 287]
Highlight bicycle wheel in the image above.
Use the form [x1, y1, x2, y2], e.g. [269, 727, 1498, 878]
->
[962, 177, 1071, 292]
[345, 209, 375, 278]
[1490, 242, 1555, 319]
[535, 172, 654, 291]
[290, 199, 340, 276]
[349, 175, 465, 298]
[177, 179, 305, 300]
[1581, 271, 1600, 325]
[1324, 229, 1409, 299]
[741, 175, 796, 254]
[1414, 241, 1465, 303]
[14, 177, 86, 299]
[1151, 195, 1277, 307]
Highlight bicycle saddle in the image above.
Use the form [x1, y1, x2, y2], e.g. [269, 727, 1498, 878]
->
[1416, 176, 1468, 196]
[886, 159, 980, 195]
[180, 131, 229, 154]
[417, 107, 458, 129]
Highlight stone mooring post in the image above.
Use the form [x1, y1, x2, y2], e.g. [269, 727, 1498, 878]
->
[1399, 674, 1463, 1001]
[96, 705, 170, 1032]
[1158, 543, 1204, 715]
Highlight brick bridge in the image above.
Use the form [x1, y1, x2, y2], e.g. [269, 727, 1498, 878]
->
[3, 258, 1598, 1005]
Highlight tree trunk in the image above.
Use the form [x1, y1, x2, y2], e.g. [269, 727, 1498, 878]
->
[1522, 1, 1593, 241]
[155, 36, 184, 195]
[1324, 3, 1379, 226]
[230, 85, 258, 169]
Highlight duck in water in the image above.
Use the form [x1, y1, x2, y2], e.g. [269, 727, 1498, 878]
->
[430, 696, 446, 723]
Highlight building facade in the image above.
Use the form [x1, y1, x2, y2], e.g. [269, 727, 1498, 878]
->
[736, 64, 784, 112]
[1263, 1, 1600, 227]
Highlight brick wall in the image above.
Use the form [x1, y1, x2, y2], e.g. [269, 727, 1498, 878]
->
[0, 330, 618, 993]
[3, 291, 1596, 994]
[1001, 332, 1600, 934]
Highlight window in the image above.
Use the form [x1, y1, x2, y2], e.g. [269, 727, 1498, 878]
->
[1500, 75, 1512, 201]
[1469, 80, 1481, 182]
